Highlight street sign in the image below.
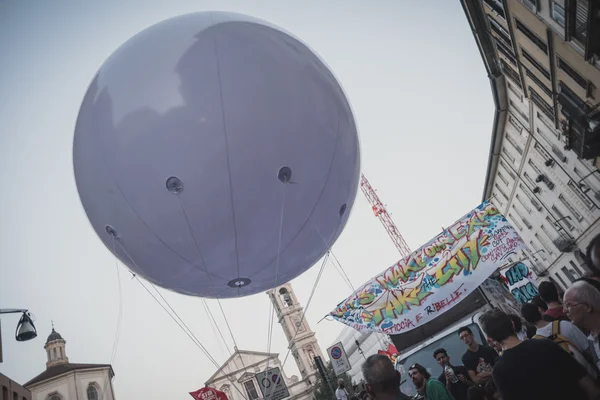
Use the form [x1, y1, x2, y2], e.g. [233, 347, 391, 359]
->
[255, 367, 290, 400]
[327, 342, 351, 376]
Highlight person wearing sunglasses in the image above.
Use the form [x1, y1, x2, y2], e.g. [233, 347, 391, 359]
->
[564, 278, 600, 374]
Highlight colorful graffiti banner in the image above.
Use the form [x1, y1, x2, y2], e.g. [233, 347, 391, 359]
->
[329, 201, 526, 335]
[500, 260, 539, 304]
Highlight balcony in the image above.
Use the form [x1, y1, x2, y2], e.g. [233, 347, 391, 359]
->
[558, 83, 600, 159]
[553, 234, 578, 252]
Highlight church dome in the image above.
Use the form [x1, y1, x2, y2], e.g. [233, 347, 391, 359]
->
[46, 328, 63, 344]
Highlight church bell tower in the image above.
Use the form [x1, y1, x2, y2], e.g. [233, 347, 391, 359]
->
[266, 283, 324, 385]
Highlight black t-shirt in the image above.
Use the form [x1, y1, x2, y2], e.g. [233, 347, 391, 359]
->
[437, 365, 471, 400]
[461, 344, 498, 376]
[492, 338, 587, 400]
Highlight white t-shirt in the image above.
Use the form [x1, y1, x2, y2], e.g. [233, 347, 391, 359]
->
[335, 388, 349, 400]
[536, 321, 590, 352]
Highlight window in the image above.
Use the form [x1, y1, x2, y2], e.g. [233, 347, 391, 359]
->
[521, 0, 539, 13]
[495, 183, 509, 201]
[509, 103, 530, 126]
[509, 115, 524, 134]
[515, 194, 533, 214]
[559, 194, 583, 221]
[523, 186, 543, 211]
[573, 0, 588, 43]
[536, 231, 555, 255]
[502, 146, 517, 165]
[508, 82, 523, 101]
[551, 205, 575, 230]
[570, 260, 584, 276]
[551, 2, 565, 27]
[513, 205, 533, 228]
[567, 180, 594, 209]
[489, 16, 513, 50]
[530, 240, 548, 260]
[521, 48, 551, 80]
[244, 380, 260, 400]
[537, 111, 557, 136]
[515, 19, 548, 53]
[558, 58, 588, 90]
[534, 141, 552, 161]
[554, 272, 569, 289]
[506, 133, 524, 155]
[551, 144, 567, 162]
[501, 59, 521, 85]
[510, 213, 524, 230]
[523, 171, 537, 188]
[526, 68, 553, 97]
[529, 86, 555, 120]
[53, 348, 57, 360]
[59, 348, 63, 359]
[497, 39, 518, 66]
[497, 171, 509, 186]
[561, 266, 578, 283]
[48, 394, 62, 400]
[483, 0, 506, 19]
[87, 385, 98, 400]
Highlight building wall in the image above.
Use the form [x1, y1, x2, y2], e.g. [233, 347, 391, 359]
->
[207, 353, 312, 400]
[474, 0, 600, 288]
[1, 373, 31, 400]
[27, 369, 114, 400]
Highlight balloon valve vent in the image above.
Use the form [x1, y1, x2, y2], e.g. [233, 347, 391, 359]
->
[228, 277, 251, 288]
[166, 176, 184, 194]
[277, 167, 292, 184]
[106, 225, 119, 239]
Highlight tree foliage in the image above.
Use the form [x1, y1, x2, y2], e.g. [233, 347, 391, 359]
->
[313, 361, 355, 400]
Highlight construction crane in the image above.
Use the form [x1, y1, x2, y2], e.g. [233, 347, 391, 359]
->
[360, 174, 411, 258]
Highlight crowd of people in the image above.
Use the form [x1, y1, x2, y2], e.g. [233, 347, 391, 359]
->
[342, 234, 600, 399]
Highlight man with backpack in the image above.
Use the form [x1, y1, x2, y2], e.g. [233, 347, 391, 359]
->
[521, 302, 597, 379]
[479, 308, 600, 400]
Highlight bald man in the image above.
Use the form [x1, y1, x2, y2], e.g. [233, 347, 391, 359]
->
[362, 354, 411, 400]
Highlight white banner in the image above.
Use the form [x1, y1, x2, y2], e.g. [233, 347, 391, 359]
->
[327, 342, 351, 376]
[500, 260, 539, 304]
[329, 201, 526, 335]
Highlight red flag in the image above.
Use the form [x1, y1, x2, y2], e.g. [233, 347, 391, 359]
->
[190, 387, 229, 400]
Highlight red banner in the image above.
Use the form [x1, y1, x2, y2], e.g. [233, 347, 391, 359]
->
[190, 387, 228, 400]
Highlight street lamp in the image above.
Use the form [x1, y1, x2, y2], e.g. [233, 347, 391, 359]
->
[0, 309, 37, 342]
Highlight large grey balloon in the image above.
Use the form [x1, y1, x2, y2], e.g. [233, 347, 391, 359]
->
[73, 11, 360, 298]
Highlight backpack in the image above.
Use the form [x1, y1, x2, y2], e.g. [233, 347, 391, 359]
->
[533, 321, 598, 379]
[533, 320, 574, 355]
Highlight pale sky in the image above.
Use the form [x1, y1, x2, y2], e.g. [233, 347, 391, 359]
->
[0, 1, 494, 399]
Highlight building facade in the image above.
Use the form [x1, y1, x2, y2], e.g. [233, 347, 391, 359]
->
[1, 373, 31, 400]
[205, 350, 312, 400]
[461, 0, 600, 289]
[24, 327, 115, 400]
[266, 283, 324, 386]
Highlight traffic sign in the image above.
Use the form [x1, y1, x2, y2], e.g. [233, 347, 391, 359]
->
[255, 367, 290, 400]
[327, 342, 351, 376]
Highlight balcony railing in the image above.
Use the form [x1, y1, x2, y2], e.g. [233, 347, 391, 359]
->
[558, 83, 600, 159]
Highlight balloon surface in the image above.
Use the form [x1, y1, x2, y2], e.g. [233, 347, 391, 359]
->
[73, 11, 360, 298]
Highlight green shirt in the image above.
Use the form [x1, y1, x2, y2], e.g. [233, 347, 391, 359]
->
[425, 378, 454, 400]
